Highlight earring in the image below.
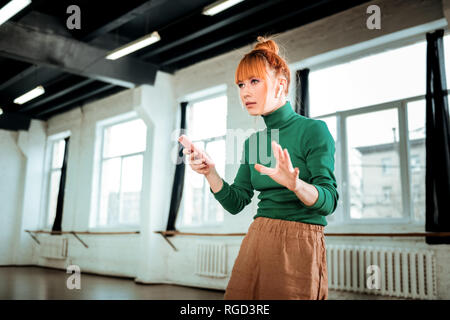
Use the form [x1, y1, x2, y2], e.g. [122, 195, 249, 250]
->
[276, 85, 283, 98]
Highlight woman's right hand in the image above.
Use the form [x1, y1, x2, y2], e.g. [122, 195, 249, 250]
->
[183, 146, 215, 176]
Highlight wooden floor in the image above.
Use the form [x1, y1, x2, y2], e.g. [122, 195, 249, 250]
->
[0, 266, 225, 300]
[0, 266, 405, 300]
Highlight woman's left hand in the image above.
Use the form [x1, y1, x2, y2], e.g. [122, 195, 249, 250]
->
[254, 141, 302, 192]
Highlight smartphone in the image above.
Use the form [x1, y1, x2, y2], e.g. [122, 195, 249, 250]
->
[178, 135, 214, 166]
[178, 134, 194, 151]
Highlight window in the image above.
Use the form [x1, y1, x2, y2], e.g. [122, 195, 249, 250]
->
[381, 157, 393, 175]
[179, 94, 227, 227]
[410, 154, 421, 173]
[92, 118, 147, 228]
[309, 36, 436, 224]
[309, 40, 426, 117]
[346, 108, 403, 219]
[382, 186, 392, 204]
[43, 136, 68, 228]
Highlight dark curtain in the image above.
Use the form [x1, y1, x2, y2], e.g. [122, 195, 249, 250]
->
[295, 68, 310, 117]
[166, 101, 188, 233]
[425, 29, 450, 244]
[51, 137, 70, 235]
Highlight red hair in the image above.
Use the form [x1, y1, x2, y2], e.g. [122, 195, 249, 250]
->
[235, 36, 290, 95]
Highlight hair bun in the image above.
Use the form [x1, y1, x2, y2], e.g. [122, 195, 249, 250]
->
[254, 36, 279, 55]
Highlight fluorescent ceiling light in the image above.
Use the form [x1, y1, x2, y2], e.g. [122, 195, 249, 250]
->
[14, 85, 45, 105]
[0, 108, 3, 116]
[106, 31, 161, 60]
[202, 0, 244, 16]
[0, 0, 32, 26]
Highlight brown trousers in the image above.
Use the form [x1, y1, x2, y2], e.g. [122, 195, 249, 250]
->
[224, 217, 328, 300]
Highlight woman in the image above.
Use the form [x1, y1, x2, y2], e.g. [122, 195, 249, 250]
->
[183, 36, 338, 300]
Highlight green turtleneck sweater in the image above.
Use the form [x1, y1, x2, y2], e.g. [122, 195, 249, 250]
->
[209, 101, 338, 226]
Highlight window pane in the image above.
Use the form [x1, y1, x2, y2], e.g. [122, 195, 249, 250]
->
[119, 155, 143, 225]
[181, 139, 205, 225]
[206, 139, 226, 177]
[182, 162, 204, 226]
[347, 108, 403, 219]
[52, 139, 66, 169]
[98, 158, 121, 226]
[187, 140, 205, 189]
[407, 100, 425, 221]
[310, 41, 426, 117]
[103, 119, 146, 158]
[188, 95, 227, 140]
[320, 116, 337, 141]
[47, 170, 61, 226]
[204, 139, 226, 223]
[191, 188, 204, 225]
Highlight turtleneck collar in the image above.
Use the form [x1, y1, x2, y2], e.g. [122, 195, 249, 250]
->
[261, 100, 296, 129]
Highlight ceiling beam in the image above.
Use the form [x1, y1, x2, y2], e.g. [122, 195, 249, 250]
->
[0, 68, 67, 107]
[0, 11, 77, 92]
[36, 83, 116, 117]
[0, 22, 158, 88]
[0, 2, 160, 92]
[160, 0, 332, 67]
[80, 0, 167, 42]
[20, 78, 96, 112]
[0, 64, 36, 91]
[139, 0, 284, 60]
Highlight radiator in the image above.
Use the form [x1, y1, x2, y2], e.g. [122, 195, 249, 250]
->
[39, 236, 68, 260]
[326, 245, 437, 299]
[195, 241, 227, 278]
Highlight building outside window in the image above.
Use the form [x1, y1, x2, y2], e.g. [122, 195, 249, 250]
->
[381, 157, 393, 175]
[410, 154, 421, 173]
[382, 186, 392, 204]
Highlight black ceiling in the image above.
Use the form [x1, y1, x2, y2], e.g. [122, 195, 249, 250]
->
[0, 0, 371, 128]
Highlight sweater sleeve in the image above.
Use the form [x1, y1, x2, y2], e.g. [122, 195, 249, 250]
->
[209, 138, 254, 215]
[301, 120, 339, 216]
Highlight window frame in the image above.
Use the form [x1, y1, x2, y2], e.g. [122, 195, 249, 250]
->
[291, 27, 450, 228]
[381, 157, 393, 175]
[178, 91, 228, 229]
[90, 113, 146, 231]
[314, 93, 436, 226]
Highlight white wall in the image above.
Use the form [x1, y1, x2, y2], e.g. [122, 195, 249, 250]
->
[14, 121, 47, 265]
[0, 130, 26, 265]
